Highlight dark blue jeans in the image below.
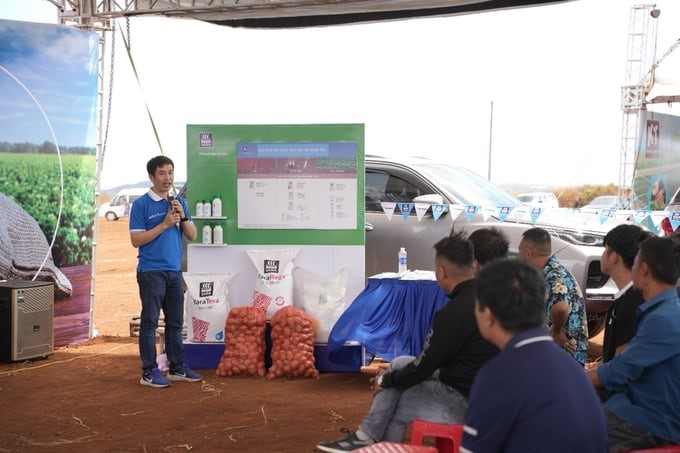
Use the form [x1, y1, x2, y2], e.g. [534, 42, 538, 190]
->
[137, 270, 185, 373]
[605, 409, 672, 452]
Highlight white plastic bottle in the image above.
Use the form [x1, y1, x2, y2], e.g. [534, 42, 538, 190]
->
[203, 199, 211, 218]
[212, 196, 222, 218]
[213, 224, 223, 244]
[202, 224, 212, 244]
[195, 201, 204, 217]
[398, 247, 408, 274]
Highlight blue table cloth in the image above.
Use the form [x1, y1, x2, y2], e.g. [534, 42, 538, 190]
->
[328, 276, 449, 362]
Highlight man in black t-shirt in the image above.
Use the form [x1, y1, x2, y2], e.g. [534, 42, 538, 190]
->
[600, 224, 651, 363]
[316, 231, 502, 452]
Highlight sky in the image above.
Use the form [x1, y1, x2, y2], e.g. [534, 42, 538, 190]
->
[0, 0, 678, 190]
[0, 19, 99, 149]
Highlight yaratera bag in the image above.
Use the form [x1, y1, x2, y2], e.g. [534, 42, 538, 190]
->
[294, 266, 348, 343]
[183, 272, 235, 342]
[247, 249, 298, 320]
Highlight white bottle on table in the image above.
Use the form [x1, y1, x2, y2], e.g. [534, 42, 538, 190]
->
[203, 199, 211, 217]
[195, 201, 204, 217]
[398, 247, 408, 274]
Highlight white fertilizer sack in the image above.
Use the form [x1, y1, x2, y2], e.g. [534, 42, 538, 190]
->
[247, 248, 298, 320]
[183, 272, 235, 342]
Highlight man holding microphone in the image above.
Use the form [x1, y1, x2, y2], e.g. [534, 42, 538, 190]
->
[129, 155, 200, 388]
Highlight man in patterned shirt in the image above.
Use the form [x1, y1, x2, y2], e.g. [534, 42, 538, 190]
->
[518, 227, 588, 366]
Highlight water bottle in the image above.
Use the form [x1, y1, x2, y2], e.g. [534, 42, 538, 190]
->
[202, 224, 212, 244]
[195, 201, 204, 217]
[212, 196, 222, 217]
[398, 247, 408, 273]
[213, 224, 223, 244]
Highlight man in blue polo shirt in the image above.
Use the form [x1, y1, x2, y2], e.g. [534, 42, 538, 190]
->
[588, 236, 680, 451]
[130, 155, 201, 388]
[462, 259, 607, 453]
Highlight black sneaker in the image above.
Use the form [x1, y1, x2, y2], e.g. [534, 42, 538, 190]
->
[316, 429, 375, 452]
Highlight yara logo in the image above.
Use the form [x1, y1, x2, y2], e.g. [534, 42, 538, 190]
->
[199, 281, 214, 297]
[264, 259, 280, 274]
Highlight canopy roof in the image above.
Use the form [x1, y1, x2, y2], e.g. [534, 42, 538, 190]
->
[88, 0, 572, 28]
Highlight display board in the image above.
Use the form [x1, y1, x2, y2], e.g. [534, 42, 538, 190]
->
[186, 124, 364, 245]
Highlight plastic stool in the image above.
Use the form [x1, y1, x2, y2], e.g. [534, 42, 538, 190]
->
[409, 419, 464, 453]
[624, 447, 680, 453]
[353, 442, 437, 452]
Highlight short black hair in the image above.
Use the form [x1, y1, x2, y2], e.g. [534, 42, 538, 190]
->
[604, 224, 651, 269]
[637, 236, 680, 285]
[146, 155, 174, 175]
[476, 258, 546, 332]
[521, 227, 551, 255]
[434, 230, 474, 269]
[469, 227, 510, 265]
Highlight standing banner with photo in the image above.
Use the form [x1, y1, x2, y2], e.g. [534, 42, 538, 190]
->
[0, 19, 99, 346]
[633, 111, 680, 210]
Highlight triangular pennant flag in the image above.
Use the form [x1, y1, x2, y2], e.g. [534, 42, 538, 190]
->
[632, 210, 648, 224]
[640, 214, 659, 235]
[414, 203, 429, 222]
[599, 208, 615, 225]
[432, 204, 448, 221]
[497, 206, 514, 223]
[530, 207, 543, 224]
[669, 211, 680, 231]
[480, 208, 494, 221]
[380, 202, 397, 221]
[400, 202, 413, 220]
[449, 205, 465, 223]
[465, 205, 479, 222]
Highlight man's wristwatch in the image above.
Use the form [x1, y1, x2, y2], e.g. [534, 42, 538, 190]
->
[180, 216, 188, 222]
[376, 374, 384, 388]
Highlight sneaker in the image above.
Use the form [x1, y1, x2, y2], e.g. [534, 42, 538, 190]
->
[167, 365, 203, 382]
[140, 368, 170, 388]
[316, 429, 375, 452]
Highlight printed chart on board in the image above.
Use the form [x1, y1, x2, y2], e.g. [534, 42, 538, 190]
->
[236, 141, 358, 229]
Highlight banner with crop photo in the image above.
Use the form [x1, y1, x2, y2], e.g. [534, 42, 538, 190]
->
[0, 20, 99, 346]
[632, 111, 680, 210]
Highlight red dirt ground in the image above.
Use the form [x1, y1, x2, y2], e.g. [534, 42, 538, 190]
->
[0, 219, 373, 453]
[0, 218, 603, 452]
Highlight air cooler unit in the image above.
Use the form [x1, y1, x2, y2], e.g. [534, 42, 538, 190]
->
[0, 280, 54, 362]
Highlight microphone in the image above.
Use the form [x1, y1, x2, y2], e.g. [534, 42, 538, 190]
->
[168, 192, 180, 230]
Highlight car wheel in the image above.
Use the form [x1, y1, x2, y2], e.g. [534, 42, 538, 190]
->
[105, 212, 118, 221]
[587, 312, 607, 338]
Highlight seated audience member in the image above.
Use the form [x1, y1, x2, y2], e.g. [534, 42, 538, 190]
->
[461, 258, 607, 453]
[468, 227, 509, 270]
[518, 227, 588, 365]
[600, 224, 651, 363]
[588, 236, 680, 452]
[316, 231, 501, 452]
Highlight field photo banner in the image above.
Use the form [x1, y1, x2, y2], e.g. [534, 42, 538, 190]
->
[0, 19, 99, 346]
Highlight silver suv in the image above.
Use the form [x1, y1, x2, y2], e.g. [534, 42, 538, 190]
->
[364, 155, 617, 337]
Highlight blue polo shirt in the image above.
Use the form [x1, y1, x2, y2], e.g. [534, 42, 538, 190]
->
[461, 327, 607, 453]
[129, 190, 189, 272]
[597, 288, 680, 443]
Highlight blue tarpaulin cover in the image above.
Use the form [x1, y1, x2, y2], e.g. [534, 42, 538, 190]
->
[327, 277, 449, 362]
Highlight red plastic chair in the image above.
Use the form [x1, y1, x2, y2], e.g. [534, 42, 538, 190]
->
[624, 447, 680, 453]
[409, 419, 464, 453]
[353, 442, 437, 452]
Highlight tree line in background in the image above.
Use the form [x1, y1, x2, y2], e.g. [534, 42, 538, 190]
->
[551, 184, 619, 208]
[0, 141, 95, 155]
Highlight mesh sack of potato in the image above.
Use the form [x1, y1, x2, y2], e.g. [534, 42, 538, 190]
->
[215, 306, 267, 377]
[267, 306, 319, 379]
